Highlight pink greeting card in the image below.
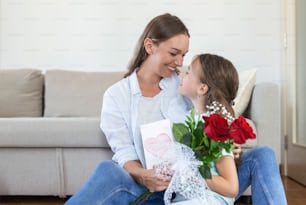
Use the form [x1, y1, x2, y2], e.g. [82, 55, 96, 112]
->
[140, 119, 174, 169]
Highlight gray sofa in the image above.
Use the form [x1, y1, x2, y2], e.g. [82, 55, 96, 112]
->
[0, 69, 281, 197]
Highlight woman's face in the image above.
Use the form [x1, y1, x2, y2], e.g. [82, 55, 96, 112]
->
[179, 58, 203, 99]
[150, 34, 189, 78]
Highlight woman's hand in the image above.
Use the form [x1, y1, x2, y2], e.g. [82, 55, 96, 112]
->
[233, 143, 242, 159]
[123, 160, 171, 192]
[140, 168, 171, 192]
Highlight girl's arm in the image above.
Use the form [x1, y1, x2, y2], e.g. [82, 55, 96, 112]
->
[205, 155, 239, 197]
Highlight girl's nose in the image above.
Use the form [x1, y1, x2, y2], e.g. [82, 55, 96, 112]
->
[179, 72, 185, 79]
[178, 74, 183, 82]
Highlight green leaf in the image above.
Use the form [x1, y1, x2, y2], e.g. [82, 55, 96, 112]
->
[203, 135, 210, 147]
[194, 149, 203, 160]
[222, 142, 234, 153]
[181, 133, 192, 147]
[186, 118, 194, 131]
[212, 150, 222, 159]
[193, 121, 204, 147]
[210, 140, 219, 151]
[203, 154, 219, 163]
[172, 123, 189, 142]
[194, 145, 205, 151]
[199, 164, 212, 179]
[190, 108, 196, 117]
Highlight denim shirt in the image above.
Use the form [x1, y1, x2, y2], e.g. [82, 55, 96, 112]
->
[100, 70, 191, 168]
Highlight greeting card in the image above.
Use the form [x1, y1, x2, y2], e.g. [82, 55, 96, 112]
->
[140, 119, 174, 169]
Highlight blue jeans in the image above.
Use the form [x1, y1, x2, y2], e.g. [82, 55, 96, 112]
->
[66, 146, 287, 205]
[65, 160, 164, 205]
[236, 146, 287, 205]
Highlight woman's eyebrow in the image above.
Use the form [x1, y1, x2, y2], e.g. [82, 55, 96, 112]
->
[170, 47, 189, 54]
[170, 48, 181, 52]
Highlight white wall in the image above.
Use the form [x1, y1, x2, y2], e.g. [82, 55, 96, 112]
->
[0, 0, 281, 84]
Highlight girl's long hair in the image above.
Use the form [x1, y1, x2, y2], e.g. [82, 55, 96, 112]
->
[196, 54, 239, 117]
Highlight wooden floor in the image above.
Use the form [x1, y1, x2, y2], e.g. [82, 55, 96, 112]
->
[0, 176, 305, 205]
[282, 176, 306, 205]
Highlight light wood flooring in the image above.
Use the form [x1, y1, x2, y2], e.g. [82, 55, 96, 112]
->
[0, 176, 305, 205]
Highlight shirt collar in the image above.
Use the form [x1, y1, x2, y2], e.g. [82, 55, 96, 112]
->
[129, 68, 171, 95]
[129, 70, 141, 95]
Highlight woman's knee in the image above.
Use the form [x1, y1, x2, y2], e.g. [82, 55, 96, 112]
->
[96, 160, 116, 171]
[254, 146, 276, 160]
[95, 160, 134, 184]
[96, 160, 122, 175]
[243, 146, 277, 166]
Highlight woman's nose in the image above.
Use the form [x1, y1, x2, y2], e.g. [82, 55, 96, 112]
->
[175, 56, 183, 67]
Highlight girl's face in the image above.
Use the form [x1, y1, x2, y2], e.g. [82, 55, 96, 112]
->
[179, 58, 204, 99]
[149, 34, 189, 78]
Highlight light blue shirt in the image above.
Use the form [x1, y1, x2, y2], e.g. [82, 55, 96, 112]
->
[100, 70, 191, 168]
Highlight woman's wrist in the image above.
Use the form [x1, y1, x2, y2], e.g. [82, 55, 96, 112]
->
[123, 160, 146, 185]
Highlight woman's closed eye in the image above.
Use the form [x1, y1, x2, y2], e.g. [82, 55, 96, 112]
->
[169, 52, 177, 57]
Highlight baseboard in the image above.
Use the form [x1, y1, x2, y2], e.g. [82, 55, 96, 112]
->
[280, 163, 284, 175]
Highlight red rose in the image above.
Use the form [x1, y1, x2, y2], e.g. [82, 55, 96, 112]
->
[229, 116, 256, 144]
[203, 114, 230, 142]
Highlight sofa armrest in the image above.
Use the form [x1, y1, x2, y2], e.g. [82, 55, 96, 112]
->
[244, 82, 281, 163]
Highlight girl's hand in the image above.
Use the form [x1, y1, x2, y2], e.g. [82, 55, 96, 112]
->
[233, 143, 242, 159]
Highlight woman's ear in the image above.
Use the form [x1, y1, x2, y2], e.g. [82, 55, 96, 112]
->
[143, 38, 154, 55]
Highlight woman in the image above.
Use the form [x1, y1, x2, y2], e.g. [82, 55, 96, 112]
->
[65, 13, 287, 205]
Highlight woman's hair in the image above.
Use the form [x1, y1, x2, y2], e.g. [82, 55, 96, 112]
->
[196, 54, 239, 117]
[124, 13, 190, 77]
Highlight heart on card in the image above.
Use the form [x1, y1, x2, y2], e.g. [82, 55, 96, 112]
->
[144, 133, 172, 158]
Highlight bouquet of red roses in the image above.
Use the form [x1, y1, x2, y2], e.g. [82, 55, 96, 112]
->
[172, 102, 256, 179]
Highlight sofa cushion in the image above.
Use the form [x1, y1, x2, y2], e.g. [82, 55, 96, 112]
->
[0, 69, 44, 117]
[233, 69, 256, 117]
[0, 117, 109, 147]
[44, 70, 123, 117]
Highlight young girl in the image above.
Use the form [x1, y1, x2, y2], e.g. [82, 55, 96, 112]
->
[178, 53, 239, 205]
